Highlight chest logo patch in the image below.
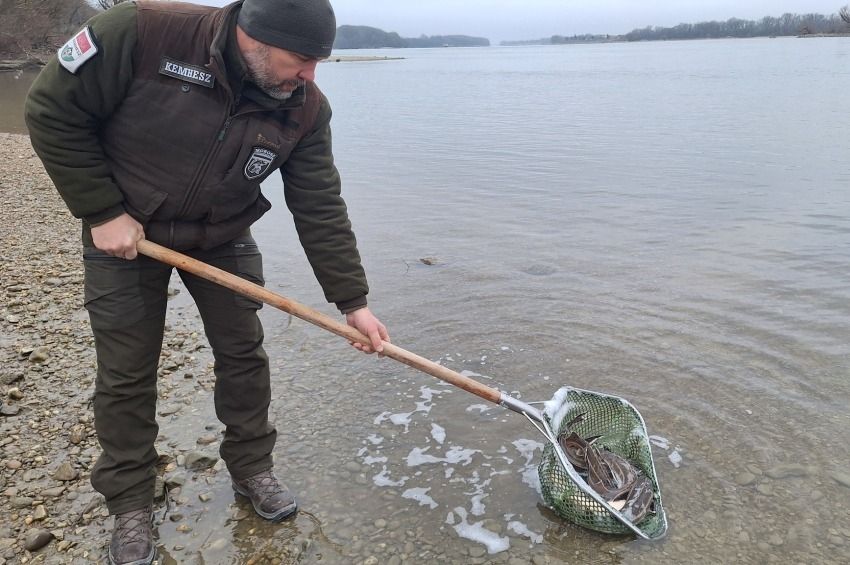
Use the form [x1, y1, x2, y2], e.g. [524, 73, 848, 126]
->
[244, 147, 278, 180]
[57, 27, 99, 74]
[158, 57, 215, 88]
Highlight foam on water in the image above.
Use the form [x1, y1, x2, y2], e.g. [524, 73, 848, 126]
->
[402, 487, 438, 509]
[512, 438, 543, 492]
[406, 445, 479, 467]
[542, 387, 577, 434]
[447, 507, 510, 554]
[430, 423, 446, 444]
[507, 520, 543, 544]
[372, 466, 408, 487]
[668, 450, 683, 468]
[649, 435, 670, 450]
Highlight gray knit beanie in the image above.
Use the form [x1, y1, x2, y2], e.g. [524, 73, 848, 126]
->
[237, 0, 336, 58]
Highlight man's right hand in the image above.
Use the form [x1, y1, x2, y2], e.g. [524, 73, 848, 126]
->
[91, 213, 145, 260]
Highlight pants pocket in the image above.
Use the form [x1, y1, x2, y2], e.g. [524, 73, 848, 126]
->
[232, 241, 265, 310]
[83, 249, 165, 329]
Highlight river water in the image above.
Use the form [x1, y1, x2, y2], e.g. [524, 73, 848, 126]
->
[4, 37, 850, 563]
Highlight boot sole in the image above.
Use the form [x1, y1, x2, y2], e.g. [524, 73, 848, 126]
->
[108, 546, 156, 565]
[232, 483, 298, 522]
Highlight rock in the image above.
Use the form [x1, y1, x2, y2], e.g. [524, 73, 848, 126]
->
[764, 464, 814, 480]
[767, 533, 784, 546]
[28, 347, 50, 363]
[468, 546, 487, 558]
[53, 461, 79, 481]
[6, 388, 23, 400]
[231, 508, 250, 521]
[158, 404, 181, 416]
[0, 403, 20, 417]
[5, 315, 20, 324]
[208, 538, 228, 551]
[33, 505, 48, 520]
[344, 461, 361, 473]
[198, 492, 213, 502]
[830, 471, 850, 489]
[56, 540, 73, 551]
[756, 483, 773, 496]
[196, 434, 217, 445]
[154, 476, 165, 501]
[734, 472, 757, 486]
[419, 257, 438, 266]
[11, 496, 34, 508]
[184, 451, 217, 470]
[40, 487, 65, 498]
[0, 371, 23, 386]
[374, 519, 387, 529]
[69, 427, 85, 445]
[165, 472, 187, 488]
[5, 460, 22, 470]
[23, 529, 53, 552]
[828, 534, 845, 547]
[176, 524, 192, 533]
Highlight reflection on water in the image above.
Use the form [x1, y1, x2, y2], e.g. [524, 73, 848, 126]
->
[0, 69, 38, 134]
[7, 39, 850, 563]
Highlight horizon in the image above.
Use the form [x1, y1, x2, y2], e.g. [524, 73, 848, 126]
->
[196, 0, 844, 44]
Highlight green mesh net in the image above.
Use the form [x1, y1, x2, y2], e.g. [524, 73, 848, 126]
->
[538, 387, 667, 539]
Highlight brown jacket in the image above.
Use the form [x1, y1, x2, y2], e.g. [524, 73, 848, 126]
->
[26, 1, 368, 310]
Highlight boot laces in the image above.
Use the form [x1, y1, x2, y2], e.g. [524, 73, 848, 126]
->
[114, 508, 152, 545]
[241, 470, 284, 498]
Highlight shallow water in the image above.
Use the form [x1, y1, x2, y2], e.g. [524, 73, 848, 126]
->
[8, 38, 850, 563]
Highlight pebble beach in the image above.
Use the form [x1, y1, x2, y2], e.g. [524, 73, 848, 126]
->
[0, 133, 297, 564]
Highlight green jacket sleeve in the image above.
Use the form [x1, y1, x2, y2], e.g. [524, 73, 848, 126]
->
[25, 2, 138, 226]
[282, 95, 369, 312]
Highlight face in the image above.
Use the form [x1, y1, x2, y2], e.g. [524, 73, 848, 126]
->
[240, 41, 321, 100]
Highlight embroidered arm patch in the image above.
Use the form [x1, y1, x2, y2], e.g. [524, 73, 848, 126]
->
[58, 27, 99, 74]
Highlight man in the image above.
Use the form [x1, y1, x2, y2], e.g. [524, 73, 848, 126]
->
[25, 1, 389, 563]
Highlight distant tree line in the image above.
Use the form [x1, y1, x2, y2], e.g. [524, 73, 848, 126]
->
[550, 34, 613, 44]
[334, 25, 489, 49]
[624, 11, 850, 41]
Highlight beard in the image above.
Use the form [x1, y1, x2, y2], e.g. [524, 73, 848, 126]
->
[242, 45, 305, 100]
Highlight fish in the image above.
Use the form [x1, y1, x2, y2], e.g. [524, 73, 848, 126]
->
[554, 424, 656, 526]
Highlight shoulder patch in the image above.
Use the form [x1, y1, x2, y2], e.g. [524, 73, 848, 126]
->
[57, 27, 99, 74]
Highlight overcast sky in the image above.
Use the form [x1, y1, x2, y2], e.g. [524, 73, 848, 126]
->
[203, 1, 845, 43]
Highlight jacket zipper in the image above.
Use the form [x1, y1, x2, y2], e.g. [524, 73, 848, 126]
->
[175, 92, 242, 218]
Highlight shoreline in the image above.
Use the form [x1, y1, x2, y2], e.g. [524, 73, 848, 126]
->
[0, 134, 287, 563]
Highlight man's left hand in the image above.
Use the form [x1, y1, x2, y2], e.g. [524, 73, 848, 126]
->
[345, 307, 390, 354]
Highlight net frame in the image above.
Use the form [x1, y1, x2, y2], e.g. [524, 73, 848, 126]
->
[537, 387, 668, 539]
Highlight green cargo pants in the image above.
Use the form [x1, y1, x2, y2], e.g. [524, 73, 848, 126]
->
[82, 232, 276, 515]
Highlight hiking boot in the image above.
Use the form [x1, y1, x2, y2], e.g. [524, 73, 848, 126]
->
[232, 469, 297, 521]
[107, 506, 156, 565]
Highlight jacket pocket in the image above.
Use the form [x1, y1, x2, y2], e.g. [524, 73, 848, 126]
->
[122, 186, 169, 222]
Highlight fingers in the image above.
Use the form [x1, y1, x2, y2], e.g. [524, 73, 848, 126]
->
[91, 213, 144, 260]
[344, 308, 390, 355]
